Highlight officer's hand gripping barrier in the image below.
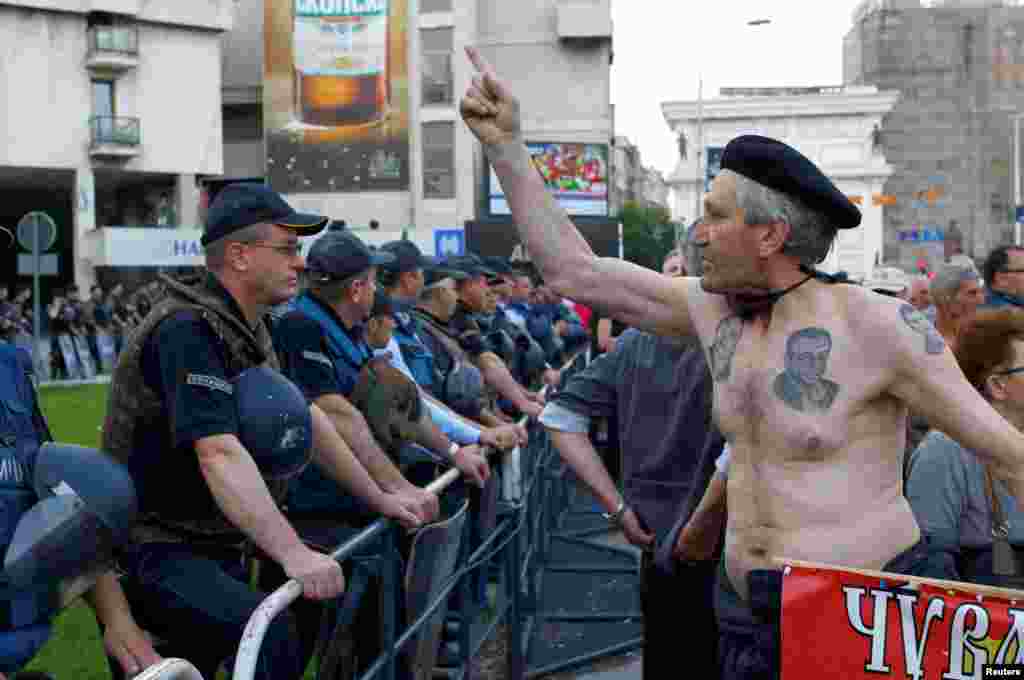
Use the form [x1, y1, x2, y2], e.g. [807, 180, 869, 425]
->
[233, 351, 587, 680]
[132, 658, 204, 680]
[232, 467, 462, 680]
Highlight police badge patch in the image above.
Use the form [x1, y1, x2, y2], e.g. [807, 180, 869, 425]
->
[186, 373, 234, 395]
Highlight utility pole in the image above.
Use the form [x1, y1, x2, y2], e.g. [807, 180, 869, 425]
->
[694, 77, 703, 224]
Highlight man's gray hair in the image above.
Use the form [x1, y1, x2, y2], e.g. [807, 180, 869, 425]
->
[930, 263, 979, 306]
[723, 169, 837, 265]
[204, 223, 270, 271]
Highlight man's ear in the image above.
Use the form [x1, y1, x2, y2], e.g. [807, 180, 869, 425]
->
[987, 373, 1009, 402]
[758, 220, 790, 258]
[228, 242, 249, 272]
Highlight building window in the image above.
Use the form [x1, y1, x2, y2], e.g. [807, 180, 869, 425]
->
[92, 79, 116, 141]
[423, 122, 455, 199]
[422, 28, 454, 106]
[93, 80, 115, 118]
[420, 0, 452, 12]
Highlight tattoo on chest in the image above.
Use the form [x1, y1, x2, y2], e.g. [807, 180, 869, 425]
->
[773, 327, 840, 413]
[710, 316, 743, 382]
[899, 304, 945, 355]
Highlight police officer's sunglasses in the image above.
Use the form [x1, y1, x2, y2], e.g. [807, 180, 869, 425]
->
[245, 241, 303, 257]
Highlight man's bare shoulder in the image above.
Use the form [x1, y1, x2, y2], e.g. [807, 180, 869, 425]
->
[679, 277, 731, 344]
[837, 285, 949, 363]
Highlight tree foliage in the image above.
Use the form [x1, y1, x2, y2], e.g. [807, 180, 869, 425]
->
[617, 201, 676, 271]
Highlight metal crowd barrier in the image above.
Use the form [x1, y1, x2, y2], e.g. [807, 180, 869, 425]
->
[232, 351, 592, 680]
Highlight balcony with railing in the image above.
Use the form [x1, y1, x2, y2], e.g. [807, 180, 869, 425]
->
[89, 116, 141, 158]
[86, 24, 139, 72]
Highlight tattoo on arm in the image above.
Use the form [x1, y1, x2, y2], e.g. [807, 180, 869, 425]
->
[899, 304, 945, 355]
[710, 316, 743, 382]
[773, 327, 840, 413]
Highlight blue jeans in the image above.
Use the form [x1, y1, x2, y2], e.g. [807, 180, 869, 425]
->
[109, 542, 317, 680]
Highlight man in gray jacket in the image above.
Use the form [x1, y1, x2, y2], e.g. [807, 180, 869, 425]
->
[539, 240, 724, 679]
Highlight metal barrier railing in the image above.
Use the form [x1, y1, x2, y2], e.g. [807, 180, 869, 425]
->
[233, 352, 591, 680]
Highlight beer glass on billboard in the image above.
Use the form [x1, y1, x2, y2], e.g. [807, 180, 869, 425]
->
[293, 0, 390, 127]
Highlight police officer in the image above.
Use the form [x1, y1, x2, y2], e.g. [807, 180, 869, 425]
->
[411, 265, 515, 427]
[272, 231, 487, 518]
[475, 256, 557, 389]
[100, 183, 424, 680]
[443, 256, 543, 419]
[376, 241, 525, 452]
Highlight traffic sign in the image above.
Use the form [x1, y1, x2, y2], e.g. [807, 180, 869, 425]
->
[15, 212, 56, 253]
[16, 254, 58, 276]
[434, 229, 465, 257]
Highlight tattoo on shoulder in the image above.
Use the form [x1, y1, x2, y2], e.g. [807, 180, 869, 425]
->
[709, 316, 743, 382]
[899, 304, 945, 355]
[773, 327, 840, 413]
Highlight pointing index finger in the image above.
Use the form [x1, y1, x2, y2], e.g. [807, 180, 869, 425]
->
[465, 45, 495, 79]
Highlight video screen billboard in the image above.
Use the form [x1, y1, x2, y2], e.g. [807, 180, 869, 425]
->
[489, 143, 608, 217]
[264, 0, 410, 193]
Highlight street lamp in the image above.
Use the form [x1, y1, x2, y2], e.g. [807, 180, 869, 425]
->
[692, 19, 773, 222]
[1011, 112, 1019, 245]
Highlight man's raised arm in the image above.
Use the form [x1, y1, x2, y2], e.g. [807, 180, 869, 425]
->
[883, 301, 1024, 501]
[460, 46, 695, 338]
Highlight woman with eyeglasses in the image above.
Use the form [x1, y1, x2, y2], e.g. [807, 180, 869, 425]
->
[906, 308, 1024, 587]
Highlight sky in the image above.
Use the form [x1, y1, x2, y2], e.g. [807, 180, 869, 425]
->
[610, 0, 866, 176]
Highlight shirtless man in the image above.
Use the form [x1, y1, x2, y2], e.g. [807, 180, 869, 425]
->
[458, 46, 1024, 678]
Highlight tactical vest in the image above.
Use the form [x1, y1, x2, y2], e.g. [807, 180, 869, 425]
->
[103, 274, 285, 545]
[491, 311, 547, 388]
[409, 309, 490, 417]
[292, 294, 422, 461]
[392, 312, 436, 390]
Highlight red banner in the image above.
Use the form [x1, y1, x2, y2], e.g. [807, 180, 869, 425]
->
[782, 564, 1024, 679]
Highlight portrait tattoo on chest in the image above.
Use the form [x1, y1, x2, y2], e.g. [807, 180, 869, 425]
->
[899, 304, 945, 355]
[709, 316, 743, 382]
[773, 327, 840, 413]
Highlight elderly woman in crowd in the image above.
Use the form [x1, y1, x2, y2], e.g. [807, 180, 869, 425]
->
[906, 308, 1024, 587]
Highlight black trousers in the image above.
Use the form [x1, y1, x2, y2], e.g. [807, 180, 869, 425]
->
[715, 539, 958, 680]
[641, 552, 719, 680]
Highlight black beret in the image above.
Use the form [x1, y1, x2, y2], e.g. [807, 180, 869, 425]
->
[720, 135, 862, 230]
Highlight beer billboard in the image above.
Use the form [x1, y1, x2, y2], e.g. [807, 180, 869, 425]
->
[264, 0, 410, 193]
[489, 142, 609, 217]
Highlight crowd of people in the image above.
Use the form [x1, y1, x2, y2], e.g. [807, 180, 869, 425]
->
[8, 45, 1024, 680]
[0, 277, 193, 380]
[458, 44, 1024, 680]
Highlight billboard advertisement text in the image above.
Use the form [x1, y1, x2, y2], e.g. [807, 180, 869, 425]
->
[264, 0, 410, 193]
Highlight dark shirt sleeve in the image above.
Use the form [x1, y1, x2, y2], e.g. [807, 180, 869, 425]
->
[142, 312, 239, 449]
[272, 311, 342, 400]
[549, 329, 638, 419]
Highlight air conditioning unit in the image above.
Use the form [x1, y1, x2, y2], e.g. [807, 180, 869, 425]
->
[556, 0, 612, 42]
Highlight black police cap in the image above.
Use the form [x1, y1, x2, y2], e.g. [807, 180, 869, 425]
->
[202, 183, 329, 246]
[447, 255, 496, 279]
[481, 256, 514, 277]
[720, 135, 862, 230]
[424, 261, 469, 287]
[306, 232, 395, 282]
[379, 240, 438, 273]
